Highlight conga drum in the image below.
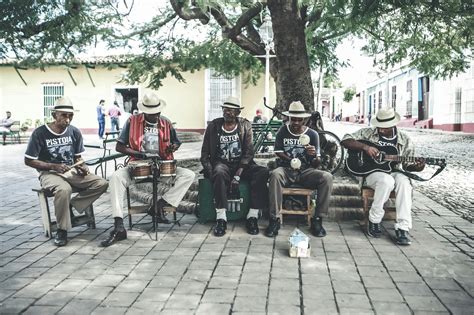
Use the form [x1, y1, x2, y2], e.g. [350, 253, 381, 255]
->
[159, 160, 177, 177]
[128, 160, 152, 180]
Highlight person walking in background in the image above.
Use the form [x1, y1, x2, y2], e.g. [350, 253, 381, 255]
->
[108, 101, 122, 135]
[0, 111, 14, 145]
[96, 99, 106, 139]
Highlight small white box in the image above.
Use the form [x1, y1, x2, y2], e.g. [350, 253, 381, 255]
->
[289, 228, 311, 258]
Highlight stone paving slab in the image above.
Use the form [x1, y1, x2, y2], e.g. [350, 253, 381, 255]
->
[1, 136, 473, 314]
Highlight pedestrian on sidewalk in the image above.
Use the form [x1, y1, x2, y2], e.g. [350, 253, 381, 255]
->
[96, 99, 106, 139]
[266, 101, 333, 238]
[201, 96, 269, 237]
[24, 97, 108, 247]
[108, 101, 122, 135]
[340, 107, 425, 245]
[100, 93, 195, 247]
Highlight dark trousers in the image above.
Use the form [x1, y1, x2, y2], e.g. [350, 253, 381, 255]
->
[211, 162, 269, 210]
[110, 117, 120, 133]
[269, 167, 333, 218]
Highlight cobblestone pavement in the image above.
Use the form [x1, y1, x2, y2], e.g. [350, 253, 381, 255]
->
[0, 129, 473, 314]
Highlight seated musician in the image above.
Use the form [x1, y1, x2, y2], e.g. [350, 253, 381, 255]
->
[201, 96, 269, 237]
[341, 107, 425, 245]
[100, 93, 195, 247]
[266, 101, 333, 238]
[24, 97, 108, 246]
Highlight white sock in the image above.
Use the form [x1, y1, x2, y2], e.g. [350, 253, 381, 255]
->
[216, 208, 227, 221]
[247, 208, 259, 219]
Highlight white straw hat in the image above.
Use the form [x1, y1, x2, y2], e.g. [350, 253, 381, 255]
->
[371, 107, 401, 128]
[138, 93, 166, 114]
[282, 101, 311, 118]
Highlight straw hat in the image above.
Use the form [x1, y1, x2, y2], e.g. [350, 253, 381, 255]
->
[221, 96, 244, 110]
[53, 97, 76, 113]
[371, 107, 401, 128]
[282, 101, 311, 118]
[138, 93, 166, 114]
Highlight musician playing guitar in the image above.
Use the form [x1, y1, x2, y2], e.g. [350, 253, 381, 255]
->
[341, 108, 425, 245]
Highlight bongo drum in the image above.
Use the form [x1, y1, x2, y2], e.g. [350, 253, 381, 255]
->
[159, 160, 177, 177]
[129, 160, 152, 180]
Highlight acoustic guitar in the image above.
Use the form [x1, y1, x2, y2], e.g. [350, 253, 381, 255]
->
[345, 140, 446, 177]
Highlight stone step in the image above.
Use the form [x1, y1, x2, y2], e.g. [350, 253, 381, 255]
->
[328, 206, 364, 221]
[333, 183, 360, 195]
[177, 131, 202, 143]
[330, 195, 363, 207]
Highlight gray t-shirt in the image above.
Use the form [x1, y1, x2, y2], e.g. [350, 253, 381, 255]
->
[25, 125, 85, 165]
[217, 125, 242, 163]
[274, 125, 320, 168]
[118, 119, 160, 153]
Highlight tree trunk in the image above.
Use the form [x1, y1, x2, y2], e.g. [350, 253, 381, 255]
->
[268, 0, 314, 113]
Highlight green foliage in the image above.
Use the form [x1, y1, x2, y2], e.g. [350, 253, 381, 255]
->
[343, 86, 356, 102]
[1, 0, 472, 91]
[21, 119, 32, 132]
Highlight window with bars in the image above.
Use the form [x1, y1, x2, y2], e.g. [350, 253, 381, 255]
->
[455, 87, 462, 124]
[391, 85, 397, 109]
[42, 84, 64, 120]
[378, 90, 382, 108]
[206, 69, 240, 122]
[406, 80, 412, 116]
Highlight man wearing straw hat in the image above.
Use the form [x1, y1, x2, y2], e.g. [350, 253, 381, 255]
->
[341, 107, 425, 245]
[25, 97, 108, 247]
[201, 96, 269, 237]
[100, 93, 195, 247]
[266, 101, 333, 238]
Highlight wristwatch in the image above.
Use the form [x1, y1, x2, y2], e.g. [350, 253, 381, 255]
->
[233, 175, 240, 181]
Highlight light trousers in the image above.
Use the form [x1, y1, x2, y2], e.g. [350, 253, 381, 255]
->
[39, 170, 108, 230]
[365, 172, 413, 231]
[109, 166, 195, 218]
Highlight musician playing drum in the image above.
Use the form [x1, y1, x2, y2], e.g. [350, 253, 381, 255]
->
[100, 93, 195, 247]
[341, 107, 425, 246]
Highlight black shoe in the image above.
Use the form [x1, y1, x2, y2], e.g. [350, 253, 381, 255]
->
[213, 219, 227, 237]
[368, 221, 382, 238]
[311, 217, 327, 237]
[100, 228, 127, 247]
[395, 229, 411, 245]
[146, 201, 170, 224]
[265, 217, 280, 238]
[54, 229, 67, 247]
[246, 217, 259, 235]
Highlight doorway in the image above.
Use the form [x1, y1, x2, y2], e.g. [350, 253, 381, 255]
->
[115, 88, 139, 114]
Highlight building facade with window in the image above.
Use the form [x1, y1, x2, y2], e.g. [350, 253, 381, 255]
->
[357, 61, 474, 133]
[0, 58, 274, 134]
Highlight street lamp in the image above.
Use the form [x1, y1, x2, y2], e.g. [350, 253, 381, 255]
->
[257, 13, 275, 113]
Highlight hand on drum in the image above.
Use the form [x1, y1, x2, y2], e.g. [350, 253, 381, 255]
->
[75, 164, 90, 176]
[166, 144, 179, 154]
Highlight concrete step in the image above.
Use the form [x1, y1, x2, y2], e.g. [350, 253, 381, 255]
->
[330, 195, 363, 208]
[177, 131, 203, 143]
[329, 206, 364, 221]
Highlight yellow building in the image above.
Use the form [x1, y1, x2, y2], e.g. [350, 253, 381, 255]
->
[0, 57, 275, 134]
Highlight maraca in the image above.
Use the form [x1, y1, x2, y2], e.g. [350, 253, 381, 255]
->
[299, 134, 310, 146]
[290, 158, 302, 170]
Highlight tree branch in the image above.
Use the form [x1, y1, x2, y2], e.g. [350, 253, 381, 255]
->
[20, 1, 83, 39]
[169, 0, 210, 24]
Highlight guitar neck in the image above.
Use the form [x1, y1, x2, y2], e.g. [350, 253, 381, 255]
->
[383, 155, 442, 165]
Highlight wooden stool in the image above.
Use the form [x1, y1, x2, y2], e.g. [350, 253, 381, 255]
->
[32, 188, 96, 238]
[361, 186, 396, 227]
[126, 187, 177, 229]
[280, 187, 314, 225]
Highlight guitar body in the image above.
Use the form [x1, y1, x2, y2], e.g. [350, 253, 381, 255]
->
[345, 140, 399, 176]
